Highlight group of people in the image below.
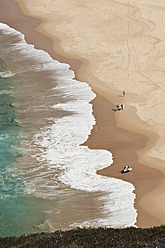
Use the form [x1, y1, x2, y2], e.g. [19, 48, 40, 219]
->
[116, 103, 124, 111]
[115, 90, 125, 111]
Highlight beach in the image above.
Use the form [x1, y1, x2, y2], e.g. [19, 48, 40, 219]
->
[0, 0, 165, 231]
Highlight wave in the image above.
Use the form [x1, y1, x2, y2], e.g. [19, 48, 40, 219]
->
[0, 22, 137, 228]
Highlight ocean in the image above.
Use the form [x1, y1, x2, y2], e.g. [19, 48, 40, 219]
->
[0, 22, 136, 237]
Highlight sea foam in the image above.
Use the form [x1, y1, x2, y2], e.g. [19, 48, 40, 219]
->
[0, 23, 137, 228]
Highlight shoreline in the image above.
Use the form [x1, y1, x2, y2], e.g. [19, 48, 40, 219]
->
[1, 0, 164, 228]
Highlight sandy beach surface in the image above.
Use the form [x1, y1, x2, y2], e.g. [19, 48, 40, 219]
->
[1, 0, 165, 228]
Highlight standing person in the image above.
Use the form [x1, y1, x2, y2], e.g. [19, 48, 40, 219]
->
[121, 104, 124, 110]
[123, 90, 125, 97]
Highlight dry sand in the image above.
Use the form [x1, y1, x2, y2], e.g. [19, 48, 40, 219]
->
[1, 0, 165, 228]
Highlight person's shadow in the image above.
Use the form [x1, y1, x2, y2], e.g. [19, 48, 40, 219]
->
[112, 108, 117, 112]
[112, 107, 121, 112]
[121, 169, 130, 174]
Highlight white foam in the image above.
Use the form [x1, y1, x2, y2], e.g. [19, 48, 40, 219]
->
[29, 79, 137, 227]
[0, 22, 137, 228]
[0, 22, 69, 75]
[31, 92, 137, 228]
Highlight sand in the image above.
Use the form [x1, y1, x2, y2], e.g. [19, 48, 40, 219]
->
[1, 0, 165, 228]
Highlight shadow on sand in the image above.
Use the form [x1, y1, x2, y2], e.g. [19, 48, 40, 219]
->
[121, 170, 130, 174]
[112, 108, 122, 112]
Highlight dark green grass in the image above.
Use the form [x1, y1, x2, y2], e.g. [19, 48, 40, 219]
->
[0, 225, 165, 248]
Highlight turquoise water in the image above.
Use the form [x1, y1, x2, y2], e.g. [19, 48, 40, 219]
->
[0, 60, 53, 237]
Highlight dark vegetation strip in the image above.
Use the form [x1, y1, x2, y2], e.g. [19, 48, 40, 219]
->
[0, 226, 165, 248]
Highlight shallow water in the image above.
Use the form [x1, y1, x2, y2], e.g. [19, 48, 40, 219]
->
[0, 23, 136, 237]
[0, 58, 53, 237]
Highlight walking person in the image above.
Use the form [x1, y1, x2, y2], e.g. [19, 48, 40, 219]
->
[123, 90, 125, 97]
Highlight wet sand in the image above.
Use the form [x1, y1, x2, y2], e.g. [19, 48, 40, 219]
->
[1, 0, 165, 228]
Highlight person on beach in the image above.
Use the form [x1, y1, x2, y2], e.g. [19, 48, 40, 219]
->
[116, 104, 121, 111]
[121, 104, 124, 110]
[123, 90, 125, 97]
[124, 166, 130, 172]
